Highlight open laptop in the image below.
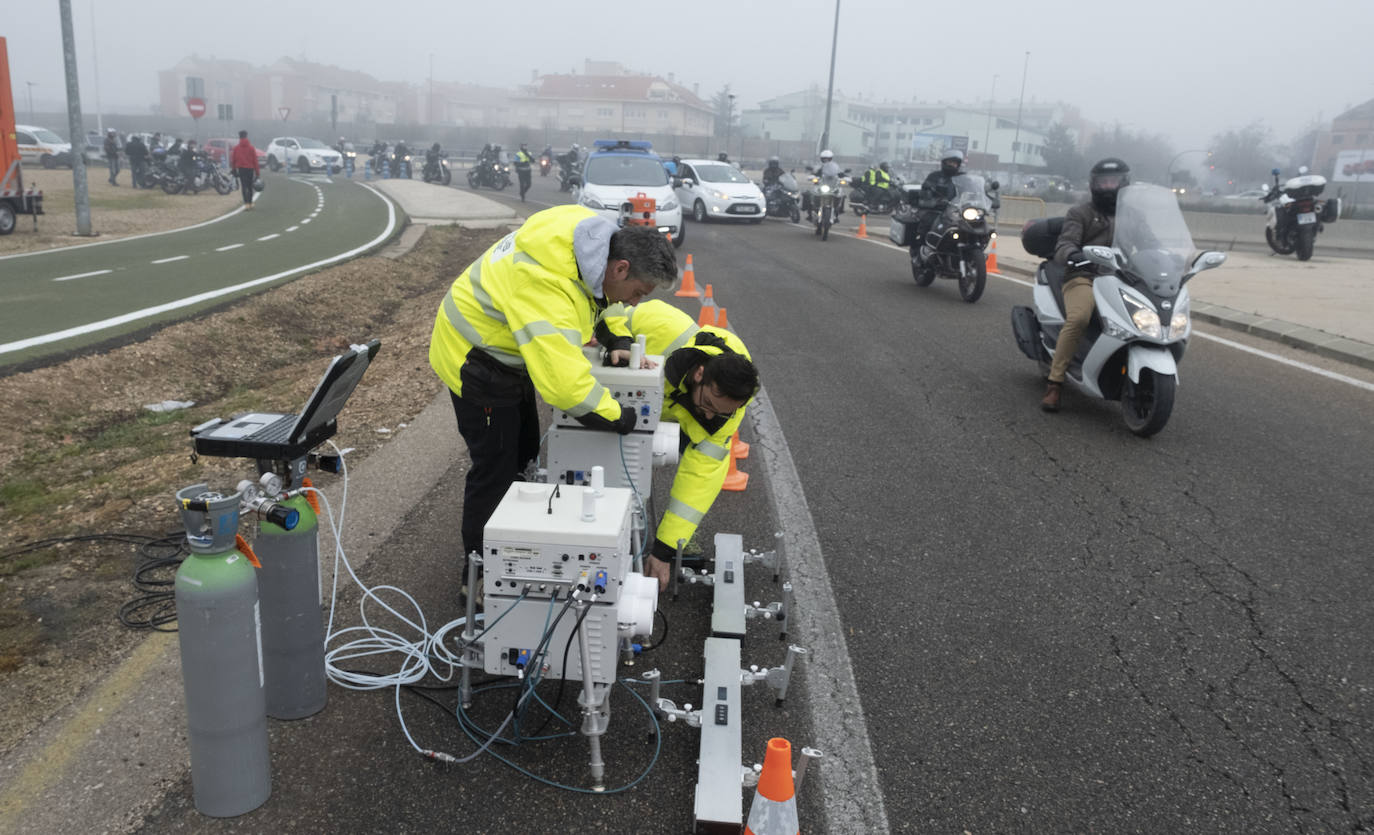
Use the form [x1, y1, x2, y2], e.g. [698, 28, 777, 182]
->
[191, 339, 380, 460]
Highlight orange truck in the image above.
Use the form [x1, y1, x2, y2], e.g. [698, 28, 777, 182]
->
[1, 36, 44, 235]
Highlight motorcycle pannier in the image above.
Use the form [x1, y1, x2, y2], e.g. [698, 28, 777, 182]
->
[889, 216, 918, 247]
[1320, 198, 1340, 224]
[1020, 216, 1065, 259]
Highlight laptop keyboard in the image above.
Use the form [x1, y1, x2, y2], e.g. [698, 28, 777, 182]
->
[251, 415, 297, 443]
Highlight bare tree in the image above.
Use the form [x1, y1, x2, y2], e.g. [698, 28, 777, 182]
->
[1209, 121, 1281, 186]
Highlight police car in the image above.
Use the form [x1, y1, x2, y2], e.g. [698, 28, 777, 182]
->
[575, 140, 684, 248]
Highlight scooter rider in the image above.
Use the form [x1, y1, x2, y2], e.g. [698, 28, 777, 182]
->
[761, 156, 785, 188]
[1041, 157, 1131, 412]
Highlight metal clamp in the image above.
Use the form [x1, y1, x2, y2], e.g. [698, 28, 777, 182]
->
[653, 697, 702, 729]
[741, 644, 808, 706]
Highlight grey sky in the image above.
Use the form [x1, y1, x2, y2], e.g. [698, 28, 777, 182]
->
[8, 0, 1372, 152]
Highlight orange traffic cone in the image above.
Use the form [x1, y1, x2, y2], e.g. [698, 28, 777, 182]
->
[855, 213, 868, 239]
[716, 306, 730, 329]
[697, 305, 718, 327]
[745, 738, 799, 835]
[722, 440, 749, 492]
[986, 236, 1000, 274]
[676, 254, 700, 298]
[731, 429, 749, 460]
[702, 283, 717, 308]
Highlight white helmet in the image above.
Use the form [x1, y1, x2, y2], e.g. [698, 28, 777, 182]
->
[819, 149, 834, 161]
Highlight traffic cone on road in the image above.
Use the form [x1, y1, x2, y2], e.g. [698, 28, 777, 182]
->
[731, 429, 749, 460]
[722, 441, 749, 492]
[716, 307, 730, 329]
[676, 254, 700, 298]
[987, 236, 1001, 274]
[702, 283, 717, 308]
[697, 305, 718, 327]
[745, 738, 799, 835]
[855, 214, 868, 239]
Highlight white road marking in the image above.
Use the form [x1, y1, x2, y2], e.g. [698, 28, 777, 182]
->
[52, 269, 112, 282]
[258, 233, 279, 241]
[0, 205, 244, 261]
[301, 218, 311, 224]
[286, 226, 299, 232]
[1, 186, 397, 355]
[150, 255, 188, 264]
[214, 243, 244, 252]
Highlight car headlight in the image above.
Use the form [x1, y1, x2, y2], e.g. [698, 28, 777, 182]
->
[659, 199, 678, 212]
[1121, 292, 1161, 339]
[713, 190, 730, 200]
[962, 207, 983, 221]
[581, 194, 606, 210]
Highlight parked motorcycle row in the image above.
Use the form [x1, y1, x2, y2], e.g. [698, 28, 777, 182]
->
[137, 152, 234, 195]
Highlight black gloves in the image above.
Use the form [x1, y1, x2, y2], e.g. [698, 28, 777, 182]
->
[614, 403, 638, 435]
[1066, 250, 1094, 272]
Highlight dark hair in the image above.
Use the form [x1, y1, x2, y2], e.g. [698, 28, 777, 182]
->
[608, 225, 678, 289]
[701, 353, 758, 402]
[238, 130, 248, 139]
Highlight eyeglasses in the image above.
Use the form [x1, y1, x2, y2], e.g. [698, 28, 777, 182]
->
[693, 383, 736, 420]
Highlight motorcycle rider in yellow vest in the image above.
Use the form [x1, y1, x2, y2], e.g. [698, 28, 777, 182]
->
[595, 300, 759, 590]
[429, 206, 679, 573]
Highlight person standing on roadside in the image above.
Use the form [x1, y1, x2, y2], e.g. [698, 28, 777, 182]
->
[514, 142, 534, 201]
[125, 134, 149, 189]
[230, 130, 261, 210]
[103, 128, 122, 186]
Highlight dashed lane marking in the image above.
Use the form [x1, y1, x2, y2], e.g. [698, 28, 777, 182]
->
[52, 269, 112, 282]
[150, 255, 188, 264]
[215, 243, 244, 252]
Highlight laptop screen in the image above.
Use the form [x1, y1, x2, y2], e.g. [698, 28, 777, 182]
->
[288, 340, 380, 443]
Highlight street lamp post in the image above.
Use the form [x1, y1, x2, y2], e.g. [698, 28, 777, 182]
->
[724, 93, 735, 160]
[983, 74, 996, 173]
[819, 0, 840, 154]
[1010, 52, 1029, 189]
[25, 82, 36, 123]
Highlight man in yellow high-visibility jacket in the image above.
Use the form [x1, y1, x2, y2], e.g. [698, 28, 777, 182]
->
[430, 205, 678, 565]
[595, 300, 758, 590]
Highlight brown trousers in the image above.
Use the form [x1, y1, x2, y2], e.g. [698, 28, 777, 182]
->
[1049, 276, 1095, 383]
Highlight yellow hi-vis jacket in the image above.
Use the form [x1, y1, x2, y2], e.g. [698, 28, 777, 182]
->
[429, 205, 623, 424]
[598, 300, 754, 555]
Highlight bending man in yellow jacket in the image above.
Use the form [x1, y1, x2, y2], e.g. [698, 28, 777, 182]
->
[595, 300, 759, 590]
[430, 206, 678, 564]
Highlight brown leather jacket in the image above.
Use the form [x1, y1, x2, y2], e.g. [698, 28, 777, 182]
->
[1054, 200, 1114, 277]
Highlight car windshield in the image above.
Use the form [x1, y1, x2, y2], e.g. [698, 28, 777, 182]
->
[584, 155, 668, 187]
[32, 128, 65, 144]
[694, 164, 749, 184]
[1112, 184, 1197, 295]
[297, 138, 328, 149]
[950, 173, 993, 210]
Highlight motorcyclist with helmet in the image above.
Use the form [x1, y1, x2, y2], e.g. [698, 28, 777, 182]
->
[861, 161, 893, 206]
[804, 149, 841, 221]
[424, 142, 444, 181]
[911, 150, 966, 261]
[761, 156, 786, 189]
[1040, 157, 1131, 412]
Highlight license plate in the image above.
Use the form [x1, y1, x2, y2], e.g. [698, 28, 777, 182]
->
[1297, 212, 1317, 225]
[737, 205, 758, 214]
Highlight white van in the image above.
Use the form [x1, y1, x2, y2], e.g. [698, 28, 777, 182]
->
[14, 125, 74, 169]
[575, 140, 684, 248]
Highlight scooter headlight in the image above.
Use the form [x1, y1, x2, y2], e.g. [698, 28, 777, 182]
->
[1121, 292, 1161, 339]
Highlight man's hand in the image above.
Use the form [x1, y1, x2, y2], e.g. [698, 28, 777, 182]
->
[615, 403, 638, 435]
[644, 555, 671, 591]
[607, 348, 658, 369]
[1066, 250, 1094, 272]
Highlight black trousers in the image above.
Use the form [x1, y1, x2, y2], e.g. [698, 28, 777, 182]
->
[517, 167, 532, 198]
[236, 168, 256, 204]
[449, 385, 541, 563]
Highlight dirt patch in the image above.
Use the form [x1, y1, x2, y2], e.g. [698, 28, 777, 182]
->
[0, 220, 502, 757]
[0, 164, 251, 255]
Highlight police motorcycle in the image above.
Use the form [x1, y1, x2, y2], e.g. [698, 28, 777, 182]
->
[467, 156, 511, 190]
[903, 173, 999, 302]
[1010, 183, 1228, 437]
[849, 168, 903, 215]
[805, 170, 846, 240]
[1262, 166, 1339, 261]
[763, 172, 803, 223]
[422, 146, 452, 185]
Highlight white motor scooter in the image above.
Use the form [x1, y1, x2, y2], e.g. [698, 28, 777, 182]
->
[1010, 183, 1227, 437]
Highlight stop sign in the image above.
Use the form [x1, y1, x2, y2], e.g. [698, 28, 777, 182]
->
[186, 97, 206, 119]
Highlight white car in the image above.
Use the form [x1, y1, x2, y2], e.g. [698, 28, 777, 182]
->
[575, 140, 684, 248]
[14, 124, 74, 169]
[674, 159, 766, 223]
[264, 137, 343, 173]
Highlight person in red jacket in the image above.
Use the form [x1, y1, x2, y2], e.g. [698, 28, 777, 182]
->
[229, 130, 260, 209]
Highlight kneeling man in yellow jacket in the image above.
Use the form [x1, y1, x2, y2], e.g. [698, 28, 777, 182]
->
[595, 300, 759, 590]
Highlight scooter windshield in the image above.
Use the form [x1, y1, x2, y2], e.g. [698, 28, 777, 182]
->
[950, 173, 992, 210]
[1112, 184, 1196, 295]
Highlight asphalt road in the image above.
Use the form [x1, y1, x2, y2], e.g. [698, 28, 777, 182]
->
[20, 173, 1370, 833]
[0, 173, 397, 368]
[465, 174, 1374, 831]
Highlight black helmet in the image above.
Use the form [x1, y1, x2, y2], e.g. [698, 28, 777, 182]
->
[718, 152, 728, 162]
[879, 161, 889, 172]
[432, 142, 440, 152]
[1089, 158, 1130, 213]
[768, 156, 779, 166]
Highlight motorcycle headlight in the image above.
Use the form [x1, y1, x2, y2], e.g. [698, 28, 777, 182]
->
[819, 184, 831, 194]
[962, 207, 983, 222]
[1121, 292, 1161, 339]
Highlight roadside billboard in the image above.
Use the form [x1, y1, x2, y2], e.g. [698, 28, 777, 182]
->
[910, 133, 969, 162]
[1332, 149, 1374, 182]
